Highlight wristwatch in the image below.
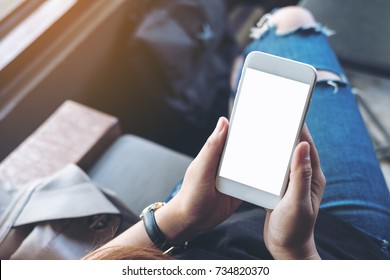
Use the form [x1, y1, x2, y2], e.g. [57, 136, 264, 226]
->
[141, 202, 189, 254]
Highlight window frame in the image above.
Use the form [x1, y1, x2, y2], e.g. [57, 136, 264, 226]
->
[0, 0, 124, 120]
[0, 0, 78, 70]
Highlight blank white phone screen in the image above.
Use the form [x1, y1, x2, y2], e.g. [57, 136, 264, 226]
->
[219, 67, 310, 195]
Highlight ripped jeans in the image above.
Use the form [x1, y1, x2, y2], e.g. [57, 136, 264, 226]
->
[238, 14, 390, 253]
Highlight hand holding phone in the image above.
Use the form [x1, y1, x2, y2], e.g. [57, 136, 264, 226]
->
[216, 51, 317, 209]
[264, 125, 325, 259]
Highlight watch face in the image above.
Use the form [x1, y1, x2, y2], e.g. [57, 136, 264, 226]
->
[140, 202, 166, 219]
[150, 202, 166, 211]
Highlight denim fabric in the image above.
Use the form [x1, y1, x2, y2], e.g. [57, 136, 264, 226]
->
[242, 25, 390, 250]
[244, 26, 346, 81]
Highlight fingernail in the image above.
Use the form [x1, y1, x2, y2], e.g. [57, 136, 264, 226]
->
[303, 141, 311, 160]
[214, 117, 224, 134]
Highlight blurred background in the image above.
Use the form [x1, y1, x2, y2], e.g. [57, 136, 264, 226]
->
[0, 0, 389, 187]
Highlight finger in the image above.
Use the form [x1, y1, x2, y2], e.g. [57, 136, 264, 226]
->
[190, 117, 229, 179]
[284, 141, 312, 203]
[300, 124, 321, 172]
[299, 125, 326, 208]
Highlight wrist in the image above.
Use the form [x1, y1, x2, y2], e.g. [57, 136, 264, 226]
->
[154, 198, 195, 246]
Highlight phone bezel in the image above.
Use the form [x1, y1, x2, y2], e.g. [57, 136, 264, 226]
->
[216, 51, 317, 209]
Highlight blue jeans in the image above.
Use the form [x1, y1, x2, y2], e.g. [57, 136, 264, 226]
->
[243, 22, 390, 251]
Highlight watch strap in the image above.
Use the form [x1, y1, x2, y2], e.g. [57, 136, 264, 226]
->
[140, 202, 171, 251]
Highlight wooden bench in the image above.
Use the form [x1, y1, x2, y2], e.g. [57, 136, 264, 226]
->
[0, 100, 121, 187]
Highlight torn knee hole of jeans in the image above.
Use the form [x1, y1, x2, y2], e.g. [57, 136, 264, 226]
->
[276, 24, 335, 37]
[249, 13, 335, 40]
[317, 78, 347, 94]
[249, 14, 274, 40]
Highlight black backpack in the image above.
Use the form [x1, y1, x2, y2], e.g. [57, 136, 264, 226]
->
[124, 0, 239, 156]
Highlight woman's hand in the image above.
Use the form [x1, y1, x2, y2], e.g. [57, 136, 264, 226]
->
[264, 125, 326, 259]
[96, 117, 240, 253]
[156, 117, 242, 244]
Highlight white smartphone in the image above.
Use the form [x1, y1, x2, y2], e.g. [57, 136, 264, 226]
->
[216, 51, 317, 209]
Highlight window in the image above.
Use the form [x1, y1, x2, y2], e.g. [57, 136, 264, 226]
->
[0, 0, 77, 70]
[0, 0, 129, 161]
[0, 0, 27, 22]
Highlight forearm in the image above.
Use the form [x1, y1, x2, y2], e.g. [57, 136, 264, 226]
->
[99, 221, 152, 250]
[83, 220, 164, 260]
[97, 197, 192, 252]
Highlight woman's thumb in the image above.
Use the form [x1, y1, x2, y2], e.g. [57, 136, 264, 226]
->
[285, 141, 312, 201]
[191, 117, 228, 179]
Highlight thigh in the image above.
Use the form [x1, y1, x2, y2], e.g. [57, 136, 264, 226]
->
[240, 23, 390, 243]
